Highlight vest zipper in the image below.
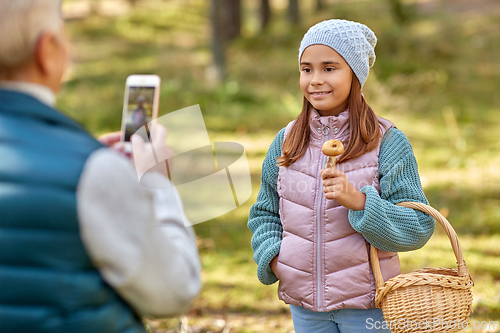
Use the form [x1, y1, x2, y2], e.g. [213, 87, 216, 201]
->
[316, 124, 330, 310]
[316, 152, 326, 311]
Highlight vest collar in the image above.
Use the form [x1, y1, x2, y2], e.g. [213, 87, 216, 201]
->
[0, 81, 55, 107]
[309, 108, 350, 144]
[0, 89, 88, 134]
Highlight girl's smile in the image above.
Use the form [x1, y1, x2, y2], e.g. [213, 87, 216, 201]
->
[300, 44, 353, 116]
[310, 91, 332, 98]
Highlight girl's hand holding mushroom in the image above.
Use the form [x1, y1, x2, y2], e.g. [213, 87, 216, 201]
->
[321, 139, 366, 211]
[320, 168, 366, 211]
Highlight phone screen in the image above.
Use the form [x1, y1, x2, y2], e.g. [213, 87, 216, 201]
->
[123, 86, 157, 142]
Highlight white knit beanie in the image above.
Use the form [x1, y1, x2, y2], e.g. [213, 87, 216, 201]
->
[298, 19, 377, 88]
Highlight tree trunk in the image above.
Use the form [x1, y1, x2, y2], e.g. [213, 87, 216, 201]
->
[315, 0, 323, 13]
[226, 0, 241, 41]
[212, 0, 241, 42]
[210, 0, 242, 81]
[388, 0, 410, 25]
[210, 0, 227, 81]
[260, 0, 271, 32]
[288, 0, 300, 25]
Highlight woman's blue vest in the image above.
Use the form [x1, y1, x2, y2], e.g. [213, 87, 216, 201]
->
[0, 90, 146, 333]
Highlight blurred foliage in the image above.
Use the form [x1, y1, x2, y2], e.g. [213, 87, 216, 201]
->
[59, 0, 499, 331]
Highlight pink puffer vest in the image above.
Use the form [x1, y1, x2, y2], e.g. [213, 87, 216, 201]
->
[276, 109, 401, 312]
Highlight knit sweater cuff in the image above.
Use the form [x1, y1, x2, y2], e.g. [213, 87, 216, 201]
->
[349, 185, 397, 251]
[348, 185, 434, 252]
[256, 239, 281, 285]
[349, 185, 382, 225]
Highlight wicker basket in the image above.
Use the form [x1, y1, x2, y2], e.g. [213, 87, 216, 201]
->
[370, 202, 474, 333]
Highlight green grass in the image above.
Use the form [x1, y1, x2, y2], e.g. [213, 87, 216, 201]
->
[60, 0, 500, 331]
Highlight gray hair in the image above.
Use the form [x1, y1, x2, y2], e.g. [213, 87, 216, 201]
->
[0, 0, 62, 70]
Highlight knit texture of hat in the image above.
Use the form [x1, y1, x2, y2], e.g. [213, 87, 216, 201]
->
[298, 19, 377, 88]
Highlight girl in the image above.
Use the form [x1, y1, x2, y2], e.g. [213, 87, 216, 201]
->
[248, 19, 435, 333]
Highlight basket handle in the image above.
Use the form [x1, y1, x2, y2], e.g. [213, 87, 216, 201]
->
[370, 201, 469, 291]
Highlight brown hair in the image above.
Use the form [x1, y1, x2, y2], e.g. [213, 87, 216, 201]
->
[277, 74, 383, 167]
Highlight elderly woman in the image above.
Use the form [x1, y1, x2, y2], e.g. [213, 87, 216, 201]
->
[0, 1, 201, 332]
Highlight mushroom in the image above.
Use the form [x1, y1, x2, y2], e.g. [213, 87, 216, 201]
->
[321, 139, 344, 169]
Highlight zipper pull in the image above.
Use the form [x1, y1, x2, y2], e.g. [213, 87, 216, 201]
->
[316, 124, 330, 136]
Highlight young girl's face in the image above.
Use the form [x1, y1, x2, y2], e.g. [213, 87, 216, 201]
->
[300, 44, 352, 117]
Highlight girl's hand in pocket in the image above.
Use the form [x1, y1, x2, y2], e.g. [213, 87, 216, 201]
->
[321, 168, 366, 211]
[270, 255, 280, 280]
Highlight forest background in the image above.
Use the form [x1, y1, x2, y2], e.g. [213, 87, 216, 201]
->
[60, 0, 499, 332]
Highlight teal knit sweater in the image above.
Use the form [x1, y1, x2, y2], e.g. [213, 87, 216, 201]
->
[248, 127, 435, 285]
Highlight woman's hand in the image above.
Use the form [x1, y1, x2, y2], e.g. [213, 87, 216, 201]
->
[270, 255, 280, 280]
[130, 125, 172, 180]
[98, 131, 130, 157]
[321, 168, 366, 211]
[98, 131, 121, 146]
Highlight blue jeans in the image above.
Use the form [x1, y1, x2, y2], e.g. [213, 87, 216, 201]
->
[289, 305, 391, 333]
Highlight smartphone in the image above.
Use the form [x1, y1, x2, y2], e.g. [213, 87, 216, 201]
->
[120, 75, 161, 148]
